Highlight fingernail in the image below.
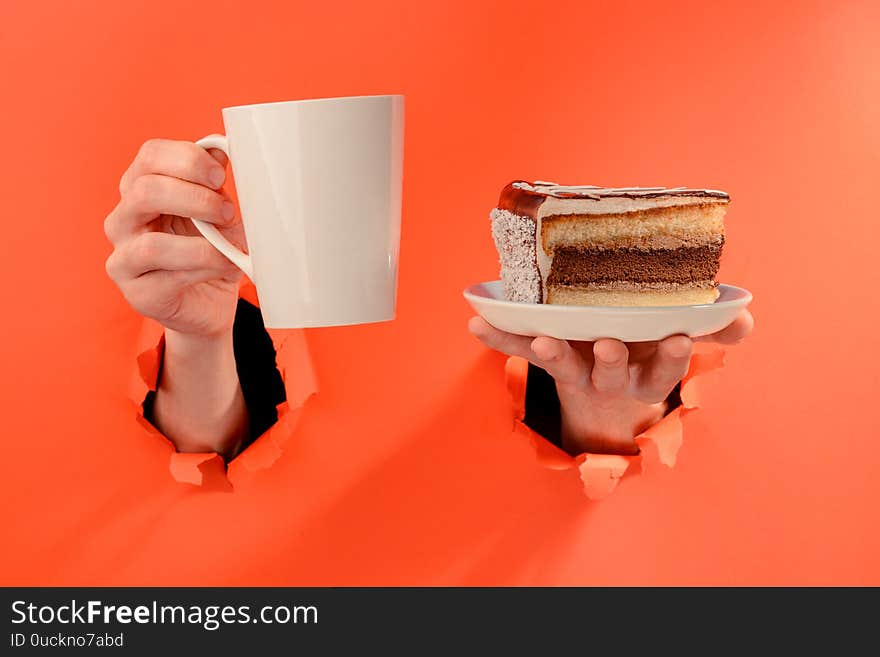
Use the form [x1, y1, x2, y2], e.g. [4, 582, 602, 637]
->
[209, 168, 226, 188]
[222, 201, 235, 220]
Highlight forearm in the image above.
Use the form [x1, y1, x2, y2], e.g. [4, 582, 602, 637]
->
[152, 329, 249, 457]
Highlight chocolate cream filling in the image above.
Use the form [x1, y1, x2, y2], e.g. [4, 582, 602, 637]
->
[547, 244, 721, 286]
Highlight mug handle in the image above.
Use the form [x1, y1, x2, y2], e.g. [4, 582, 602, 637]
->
[189, 134, 255, 280]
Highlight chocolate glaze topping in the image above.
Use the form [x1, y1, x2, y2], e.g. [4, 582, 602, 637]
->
[498, 180, 729, 219]
[547, 244, 722, 286]
[497, 182, 546, 218]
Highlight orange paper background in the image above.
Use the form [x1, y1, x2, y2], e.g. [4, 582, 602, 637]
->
[2, 0, 879, 585]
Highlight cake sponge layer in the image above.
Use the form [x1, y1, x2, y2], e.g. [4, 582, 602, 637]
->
[547, 282, 719, 306]
[541, 203, 725, 252]
[547, 244, 721, 286]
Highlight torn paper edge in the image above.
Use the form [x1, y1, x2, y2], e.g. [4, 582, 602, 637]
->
[504, 343, 726, 500]
[128, 298, 318, 489]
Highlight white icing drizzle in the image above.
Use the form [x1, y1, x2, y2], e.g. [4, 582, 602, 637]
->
[513, 181, 729, 200]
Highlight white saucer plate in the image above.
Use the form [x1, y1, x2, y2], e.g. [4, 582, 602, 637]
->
[464, 281, 752, 343]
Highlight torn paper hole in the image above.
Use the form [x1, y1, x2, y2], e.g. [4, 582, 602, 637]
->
[169, 453, 232, 492]
[504, 342, 726, 500]
[128, 295, 317, 489]
[575, 453, 632, 500]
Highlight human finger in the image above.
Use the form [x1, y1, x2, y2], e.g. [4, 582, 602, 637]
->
[105, 174, 235, 243]
[105, 233, 233, 281]
[590, 339, 630, 394]
[468, 316, 536, 361]
[119, 138, 227, 194]
[637, 335, 693, 402]
[529, 336, 591, 388]
[696, 309, 754, 345]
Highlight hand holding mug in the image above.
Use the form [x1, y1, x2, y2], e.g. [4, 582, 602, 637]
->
[104, 138, 246, 336]
[103, 96, 405, 456]
[104, 138, 250, 455]
[107, 95, 404, 332]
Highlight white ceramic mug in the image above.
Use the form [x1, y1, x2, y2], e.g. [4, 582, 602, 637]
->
[190, 95, 404, 328]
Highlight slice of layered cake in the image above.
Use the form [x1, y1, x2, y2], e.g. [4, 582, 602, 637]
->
[490, 181, 729, 306]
